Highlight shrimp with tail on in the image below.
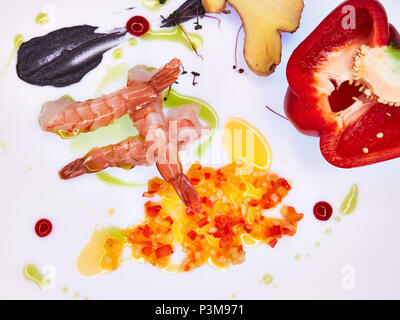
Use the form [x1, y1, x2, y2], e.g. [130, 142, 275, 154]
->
[127, 65, 202, 212]
[39, 58, 181, 134]
[40, 59, 203, 212]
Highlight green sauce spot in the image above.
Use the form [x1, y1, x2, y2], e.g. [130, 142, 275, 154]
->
[23, 264, 45, 289]
[325, 228, 332, 235]
[294, 254, 301, 261]
[69, 114, 138, 154]
[340, 184, 359, 215]
[106, 225, 127, 241]
[35, 13, 50, 25]
[96, 172, 146, 188]
[141, 27, 203, 52]
[112, 48, 123, 60]
[164, 89, 218, 156]
[59, 94, 75, 102]
[95, 63, 128, 98]
[261, 273, 273, 284]
[61, 286, 69, 294]
[334, 216, 341, 223]
[315, 241, 320, 247]
[142, 0, 168, 11]
[128, 38, 138, 47]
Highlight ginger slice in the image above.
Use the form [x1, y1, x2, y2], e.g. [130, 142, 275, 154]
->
[202, 0, 304, 76]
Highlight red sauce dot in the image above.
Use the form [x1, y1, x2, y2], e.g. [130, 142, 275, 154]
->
[313, 202, 333, 221]
[126, 16, 150, 37]
[35, 219, 53, 238]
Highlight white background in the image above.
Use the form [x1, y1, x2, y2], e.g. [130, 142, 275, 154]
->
[0, 0, 399, 299]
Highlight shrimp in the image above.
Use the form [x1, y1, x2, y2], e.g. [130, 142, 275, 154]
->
[59, 136, 147, 179]
[59, 107, 206, 179]
[39, 58, 181, 134]
[166, 103, 208, 150]
[127, 65, 202, 212]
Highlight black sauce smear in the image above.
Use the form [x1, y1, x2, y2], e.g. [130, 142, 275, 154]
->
[161, 0, 205, 28]
[17, 25, 126, 87]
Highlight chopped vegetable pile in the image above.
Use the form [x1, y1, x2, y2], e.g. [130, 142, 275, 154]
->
[101, 161, 303, 272]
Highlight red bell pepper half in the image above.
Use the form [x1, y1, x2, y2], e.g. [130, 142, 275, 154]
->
[285, 0, 400, 168]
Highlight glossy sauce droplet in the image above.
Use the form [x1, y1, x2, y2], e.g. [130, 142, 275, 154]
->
[126, 16, 150, 37]
[35, 219, 52, 237]
[313, 202, 333, 221]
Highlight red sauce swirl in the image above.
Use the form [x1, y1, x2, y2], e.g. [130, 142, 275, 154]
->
[35, 219, 53, 237]
[313, 202, 333, 221]
[126, 16, 150, 37]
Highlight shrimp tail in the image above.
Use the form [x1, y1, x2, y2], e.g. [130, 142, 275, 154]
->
[59, 158, 87, 179]
[150, 58, 181, 93]
[170, 173, 202, 213]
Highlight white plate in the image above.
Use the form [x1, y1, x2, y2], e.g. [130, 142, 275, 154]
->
[1, 0, 400, 299]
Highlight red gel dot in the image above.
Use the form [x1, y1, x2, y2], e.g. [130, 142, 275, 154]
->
[126, 16, 150, 37]
[35, 219, 53, 237]
[313, 202, 333, 221]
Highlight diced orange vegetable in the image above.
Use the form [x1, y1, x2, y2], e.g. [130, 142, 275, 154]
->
[106, 162, 303, 272]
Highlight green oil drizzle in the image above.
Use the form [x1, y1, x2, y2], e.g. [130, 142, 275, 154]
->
[69, 114, 138, 154]
[35, 12, 49, 25]
[96, 172, 146, 188]
[0, 34, 24, 80]
[23, 264, 45, 289]
[164, 89, 218, 156]
[141, 27, 203, 52]
[142, 0, 169, 11]
[94, 63, 128, 97]
[112, 48, 123, 60]
[340, 184, 359, 215]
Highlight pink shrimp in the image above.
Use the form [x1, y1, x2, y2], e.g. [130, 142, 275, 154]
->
[127, 65, 202, 212]
[39, 58, 181, 134]
[59, 107, 206, 179]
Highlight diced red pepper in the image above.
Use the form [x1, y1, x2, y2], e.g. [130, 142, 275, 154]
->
[155, 245, 173, 259]
[141, 246, 153, 256]
[198, 218, 210, 228]
[268, 238, 278, 248]
[200, 196, 213, 207]
[277, 178, 291, 191]
[261, 193, 274, 209]
[190, 178, 201, 185]
[267, 225, 282, 237]
[248, 199, 259, 207]
[145, 201, 162, 217]
[143, 224, 153, 238]
[164, 216, 174, 225]
[187, 230, 197, 240]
